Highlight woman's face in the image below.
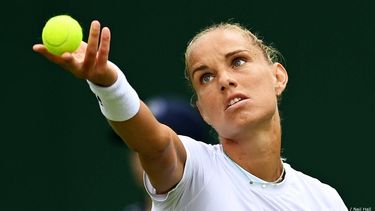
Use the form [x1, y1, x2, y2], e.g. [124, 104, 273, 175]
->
[186, 28, 287, 140]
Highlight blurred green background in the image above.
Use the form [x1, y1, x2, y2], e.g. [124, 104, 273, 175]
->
[1, 0, 374, 210]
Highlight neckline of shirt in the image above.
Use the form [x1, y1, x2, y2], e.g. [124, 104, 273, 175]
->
[221, 146, 289, 189]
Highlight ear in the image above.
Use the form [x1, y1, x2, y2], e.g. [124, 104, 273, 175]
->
[196, 100, 212, 126]
[273, 63, 288, 96]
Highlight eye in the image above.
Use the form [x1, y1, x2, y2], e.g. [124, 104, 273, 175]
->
[200, 73, 214, 84]
[232, 58, 246, 68]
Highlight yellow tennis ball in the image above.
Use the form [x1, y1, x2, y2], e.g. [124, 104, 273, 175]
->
[42, 15, 83, 55]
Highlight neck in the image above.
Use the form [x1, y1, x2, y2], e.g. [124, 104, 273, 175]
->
[221, 112, 283, 182]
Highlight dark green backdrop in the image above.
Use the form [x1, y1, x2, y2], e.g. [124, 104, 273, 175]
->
[1, 0, 374, 210]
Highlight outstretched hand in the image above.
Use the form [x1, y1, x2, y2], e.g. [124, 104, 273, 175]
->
[33, 20, 117, 87]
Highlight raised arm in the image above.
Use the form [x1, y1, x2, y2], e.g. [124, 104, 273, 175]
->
[33, 20, 186, 193]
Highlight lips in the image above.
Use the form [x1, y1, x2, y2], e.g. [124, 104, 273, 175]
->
[225, 94, 249, 110]
[228, 97, 243, 106]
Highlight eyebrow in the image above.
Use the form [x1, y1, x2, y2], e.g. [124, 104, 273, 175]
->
[191, 64, 208, 80]
[190, 49, 251, 79]
[225, 49, 250, 58]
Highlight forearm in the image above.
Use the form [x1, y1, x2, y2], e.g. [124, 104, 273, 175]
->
[87, 62, 174, 155]
[109, 101, 173, 154]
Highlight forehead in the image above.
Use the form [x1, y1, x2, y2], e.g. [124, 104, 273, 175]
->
[187, 28, 261, 68]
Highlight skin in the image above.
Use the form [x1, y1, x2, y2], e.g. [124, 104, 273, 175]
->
[187, 28, 288, 181]
[33, 20, 287, 195]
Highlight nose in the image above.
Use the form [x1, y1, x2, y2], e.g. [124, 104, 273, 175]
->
[219, 71, 237, 91]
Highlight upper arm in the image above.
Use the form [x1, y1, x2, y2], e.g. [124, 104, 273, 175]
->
[109, 101, 186, 193]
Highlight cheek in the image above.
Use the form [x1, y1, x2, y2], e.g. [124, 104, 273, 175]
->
[251, 79, 278, 112]
[197, 93, 212, 113]
[247, 71, 276, 96]
[254, 81, 275, 98]
[196, 91, 221, 124]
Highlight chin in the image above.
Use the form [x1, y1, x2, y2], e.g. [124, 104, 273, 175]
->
[226, 110, 277, 133]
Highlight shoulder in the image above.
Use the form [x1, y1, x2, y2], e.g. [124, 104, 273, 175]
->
[144, 136, 223, 210]
[285, 163, 347, 208]
[288, 164, 335, 191]
[178, 135, 222, 156]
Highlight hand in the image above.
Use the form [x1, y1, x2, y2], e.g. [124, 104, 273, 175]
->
[33, 20, 117, 87]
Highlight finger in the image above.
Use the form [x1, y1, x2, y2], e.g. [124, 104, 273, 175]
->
[33, 44, 67, 64]
[32, 44, 45, 53]
[97, 27, 111, 67]
[83, 20, 101, 69]
[61, 52, 75, 64]
[60, 41, 88, 66]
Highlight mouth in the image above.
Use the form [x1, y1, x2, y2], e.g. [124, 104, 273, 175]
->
[228, 97, 243, 106]
[225, 94, 249, 110]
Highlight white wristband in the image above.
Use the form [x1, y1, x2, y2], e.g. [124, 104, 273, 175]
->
[87, 63, 140, 121]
